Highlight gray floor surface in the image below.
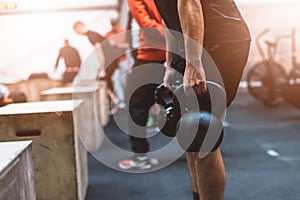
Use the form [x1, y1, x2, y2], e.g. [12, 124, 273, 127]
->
[86, 90, 300, 200]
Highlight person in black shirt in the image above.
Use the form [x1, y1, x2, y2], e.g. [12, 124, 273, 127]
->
[54, 39, 81, 85]
[73, 21, 122, 106]
[154, 0, 251, 199]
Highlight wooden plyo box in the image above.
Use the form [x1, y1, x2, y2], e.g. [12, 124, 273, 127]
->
[40, 82, 108, 152]
[74, 81, 109, 127]
[40, 85, 107, 152]
[0, 141, 35, 200]
[26, 78, 62, 102]
[40, 81, 109, 127]
[0, 100, 88, 200]
[40, 87, 88, 101]
[2, 78, 62, 102]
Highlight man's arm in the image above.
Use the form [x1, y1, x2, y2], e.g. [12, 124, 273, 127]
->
[163, 20, 176, 87]
[163, 21, 174, 67]
[178, 0, 207, 94]
[54, 49, 63, 70]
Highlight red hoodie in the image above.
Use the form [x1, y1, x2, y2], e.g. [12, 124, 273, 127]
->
[128, 0, 166, 61]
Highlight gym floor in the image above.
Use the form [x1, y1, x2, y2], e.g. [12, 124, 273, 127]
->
[86, 88, 300, 200]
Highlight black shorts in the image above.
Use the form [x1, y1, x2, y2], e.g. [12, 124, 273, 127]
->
[62, 71, 78, 84]
[186, 40, 250, 152]
[207, 41, 251, 107]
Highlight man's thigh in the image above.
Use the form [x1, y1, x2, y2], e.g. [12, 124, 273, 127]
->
[207, 41, 250, 107]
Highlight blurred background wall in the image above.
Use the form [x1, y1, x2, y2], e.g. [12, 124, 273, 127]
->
[0, 0, 300, 80]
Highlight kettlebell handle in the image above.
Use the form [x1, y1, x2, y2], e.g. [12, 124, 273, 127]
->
[154, 81, 226, 103]
[154, 84, 174, 108]
[154, 81, 226, 138]
[174, 81, 226, 117]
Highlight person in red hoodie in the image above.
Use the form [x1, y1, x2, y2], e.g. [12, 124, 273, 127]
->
[118, 0, 166, 170]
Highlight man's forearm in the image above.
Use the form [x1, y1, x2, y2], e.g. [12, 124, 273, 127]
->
[178, 0, 204, 69]
[164, 20, 179, 68]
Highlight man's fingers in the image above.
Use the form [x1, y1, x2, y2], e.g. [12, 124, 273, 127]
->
[163, 68, 175, 89]
[193, 85, 202, 95]
[184, 80, 207, 96]
[193, 83, 207, 95]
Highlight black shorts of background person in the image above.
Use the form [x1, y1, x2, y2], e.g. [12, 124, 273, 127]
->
[127, 59, 165, 154]
[63, 67, 80, 85]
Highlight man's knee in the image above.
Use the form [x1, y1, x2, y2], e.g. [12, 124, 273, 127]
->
[184, 130, 224, 153]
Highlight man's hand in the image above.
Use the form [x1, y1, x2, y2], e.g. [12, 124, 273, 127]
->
[163, 62, 176, 89]
[183, 62, 207, 96]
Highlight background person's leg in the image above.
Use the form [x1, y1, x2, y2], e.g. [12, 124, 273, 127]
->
[119, 59, 130, 101]
[118, 82, 155, 170]
[112, 59, 129, 104]
[105, 60, 121, 106]
[119, 59, 164, 170]
[128, 84, 157, 153]
[118, 83, 158, 170]
[126, 59, 165, 153]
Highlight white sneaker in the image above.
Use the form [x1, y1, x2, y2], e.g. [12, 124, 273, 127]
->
[118, 154, 158, 170]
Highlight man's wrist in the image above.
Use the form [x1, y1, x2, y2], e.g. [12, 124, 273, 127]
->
[187, 59, 203, 68]
[164, 61, 174, 72]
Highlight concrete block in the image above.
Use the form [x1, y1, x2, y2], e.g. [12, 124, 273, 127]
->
[0, 100, 88, 200]
[0, 141, 35, 200]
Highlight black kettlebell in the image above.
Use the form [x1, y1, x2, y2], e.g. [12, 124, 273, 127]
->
[176, 111, 223, 152]
[154, 81, 226, 138]
[154, 84, 181, 137]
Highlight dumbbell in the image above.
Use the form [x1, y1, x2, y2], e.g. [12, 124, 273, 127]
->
[154, 81, 226, 138]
